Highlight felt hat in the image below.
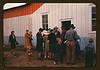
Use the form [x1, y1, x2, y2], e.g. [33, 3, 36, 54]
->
[70, 24, 76, 29]
[39, 28, 43, 32]
[54, 26, 58, 29]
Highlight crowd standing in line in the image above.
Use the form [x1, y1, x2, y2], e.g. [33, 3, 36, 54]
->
[9, 24, 95, 66]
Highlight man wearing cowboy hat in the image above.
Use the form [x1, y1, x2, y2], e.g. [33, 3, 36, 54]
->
[65, 24, 78, 65]
[36, 28, 44, 60]
[54, 26, 60, 39]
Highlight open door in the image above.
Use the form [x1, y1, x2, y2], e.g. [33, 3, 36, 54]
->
[61, 21, 71, 31]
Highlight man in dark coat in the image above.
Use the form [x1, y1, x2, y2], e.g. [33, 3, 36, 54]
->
[9, 31, 18, 56]
[54, 26, 60, 39]
[48, 29, 56, 60]
[60, 27, 67, 56]
[36, 28, 43, 60]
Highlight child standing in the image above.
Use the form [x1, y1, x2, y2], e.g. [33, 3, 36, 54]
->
[26, 46, 32, 62]
[84, 38, 95, 67]
[54, 38, 63, 64]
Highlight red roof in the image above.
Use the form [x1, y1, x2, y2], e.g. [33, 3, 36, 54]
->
[3, 3, 44, 19]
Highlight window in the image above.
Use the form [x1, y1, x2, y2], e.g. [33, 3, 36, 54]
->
[92, 7, 96, 31]
[42, 14, 48, 30]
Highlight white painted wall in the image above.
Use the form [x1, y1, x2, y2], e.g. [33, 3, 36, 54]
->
[31, 3, 96, 37]
[3, 14, 32, 36]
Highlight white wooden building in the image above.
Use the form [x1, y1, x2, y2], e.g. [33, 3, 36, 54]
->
[3, 3, 96, 51]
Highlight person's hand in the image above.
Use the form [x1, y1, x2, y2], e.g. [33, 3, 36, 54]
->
[64, 40, 67, 44]
[8, 42, 10, 45]
[77, 39, 80, 42]
[31, 52, 32, 54]
[93, 52, 95, 55]
[84, 50, 86, 54]
[47, 40, 49, 43]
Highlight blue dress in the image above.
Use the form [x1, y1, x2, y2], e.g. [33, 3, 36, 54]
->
[75, 35, 81, 56]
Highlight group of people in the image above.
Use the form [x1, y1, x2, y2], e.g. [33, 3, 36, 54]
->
[36, 24, 81, 65]
[8, 24, 95, 67]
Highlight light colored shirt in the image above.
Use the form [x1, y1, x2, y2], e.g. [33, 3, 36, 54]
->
[65, 29, 77, 41]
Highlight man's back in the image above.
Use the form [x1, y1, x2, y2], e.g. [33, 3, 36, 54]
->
[65, 29, 77, 41]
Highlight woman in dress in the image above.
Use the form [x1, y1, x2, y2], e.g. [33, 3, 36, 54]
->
[9, 31, 18, 56]
[75, 35, 81, 60]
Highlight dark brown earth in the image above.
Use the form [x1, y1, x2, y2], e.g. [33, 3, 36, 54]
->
[3, 45, 96, 67]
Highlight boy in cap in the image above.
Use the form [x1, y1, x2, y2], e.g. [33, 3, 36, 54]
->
[54, 38, 63, 64]
[84, 38, 95, 67]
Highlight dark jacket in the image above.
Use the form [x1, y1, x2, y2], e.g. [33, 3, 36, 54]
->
[60, 29, 66, 41]
[36, 32, 43, 45]
[54, 31, 60, 38]
[9, 35, 17, 43]
[56, 43, 63, 54]
[36, 32, 44, 52]
[48, 33, 56, 44]
[9, 35, 17, 50]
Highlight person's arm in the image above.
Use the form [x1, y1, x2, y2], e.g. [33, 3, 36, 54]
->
[26, 33, 31, 38]
[75, 31, 78, 41]
[84, 46, 86, 54]
[36, 33, 40, 40]
[9, 35, 11, 43]
[93, 46, 95, 55]
[14, 35, 17, 42]
[56, 44, 59, 52]
[65, 31, 68, 40]
[26, 50, 28, 55]
[78, 36, 81, 41]
[57, 31, 60, 38]
[48, 34, 50, 40]
[84, 50, 86, 54]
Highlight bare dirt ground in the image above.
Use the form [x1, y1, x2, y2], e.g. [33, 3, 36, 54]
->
[3, 46, 96, 67]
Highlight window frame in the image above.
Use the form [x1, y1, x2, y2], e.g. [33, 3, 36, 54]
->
[89, 4, 96, 34]
[42, 14, 48, 30]
[91, 5, 96, 33]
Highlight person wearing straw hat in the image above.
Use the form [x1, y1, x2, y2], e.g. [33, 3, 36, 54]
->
[65, 24, 78, 65]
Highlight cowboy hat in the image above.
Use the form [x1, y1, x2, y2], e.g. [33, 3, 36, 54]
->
[54, 26, 58, 29]
[70, 24, 76, 29]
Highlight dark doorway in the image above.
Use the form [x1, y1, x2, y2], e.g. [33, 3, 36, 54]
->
[61, 21, 71, 31]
